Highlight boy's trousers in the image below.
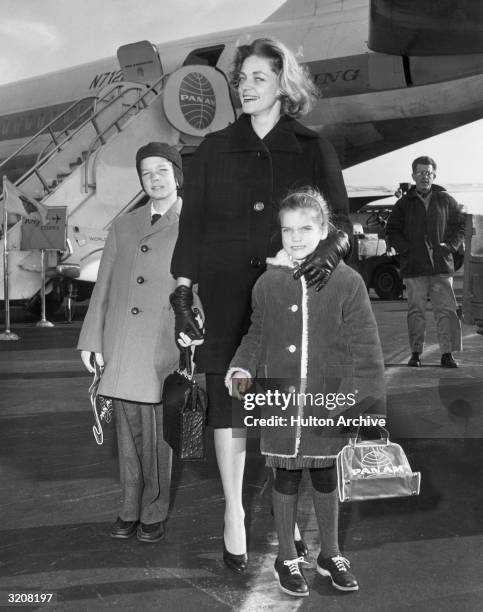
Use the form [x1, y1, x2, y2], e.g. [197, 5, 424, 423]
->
[114, 399, 172, 525]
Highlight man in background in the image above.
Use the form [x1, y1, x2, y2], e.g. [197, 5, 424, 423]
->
[386, 156, 465, 368]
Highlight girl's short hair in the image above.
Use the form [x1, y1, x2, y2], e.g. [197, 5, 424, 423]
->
[230, 37, 320, 118]
[278, 187, 334, 232]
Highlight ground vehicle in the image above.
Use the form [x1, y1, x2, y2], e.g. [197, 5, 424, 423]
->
[350, 203, 404, 300]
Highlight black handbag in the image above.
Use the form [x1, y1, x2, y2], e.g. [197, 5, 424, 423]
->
[162, 348, 207, 460]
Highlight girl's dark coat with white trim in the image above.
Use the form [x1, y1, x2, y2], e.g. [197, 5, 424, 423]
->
[229, 257, 386, 463]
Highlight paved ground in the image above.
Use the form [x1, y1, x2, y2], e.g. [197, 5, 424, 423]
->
[0, 282, 482, 611]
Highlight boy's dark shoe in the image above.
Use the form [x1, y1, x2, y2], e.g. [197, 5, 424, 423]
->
[316, 554, 359, 591]
[110, 517, 139, 539]
[273, 557, 309, 597]
[137, 521, 165, 543]
[441, 353, 458, 368]
[407, 352, 421, 367]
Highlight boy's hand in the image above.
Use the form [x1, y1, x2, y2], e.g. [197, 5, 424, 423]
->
[229, 370, 252, 400]
[81, 350, 104, 374]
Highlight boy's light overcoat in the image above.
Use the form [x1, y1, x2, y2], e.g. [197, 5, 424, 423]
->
[78, 201, 181, 403]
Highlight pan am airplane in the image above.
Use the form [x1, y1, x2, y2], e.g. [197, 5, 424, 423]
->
[1, 0, 483, 312]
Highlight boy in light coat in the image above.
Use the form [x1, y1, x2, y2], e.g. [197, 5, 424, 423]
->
[78, 142, 184, 543]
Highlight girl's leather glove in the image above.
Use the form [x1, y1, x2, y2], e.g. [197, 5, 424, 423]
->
[169, 286, 204, 349]
[293, 230, 350, 291]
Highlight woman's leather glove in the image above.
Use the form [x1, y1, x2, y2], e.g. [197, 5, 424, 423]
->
[293, 230, 350, 291]
[169, 286, 204, 349]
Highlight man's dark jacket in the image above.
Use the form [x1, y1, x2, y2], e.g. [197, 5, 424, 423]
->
[171, 113, 350, 372]
[385, 184, 465, 279]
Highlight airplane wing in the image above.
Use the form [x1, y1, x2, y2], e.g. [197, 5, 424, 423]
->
[345, 185, 395, 199]
[266, 0, 483, 56]
[444, 184, 483, 215]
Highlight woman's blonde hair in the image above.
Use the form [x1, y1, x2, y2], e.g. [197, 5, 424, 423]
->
[278, 186, 334, 233]
[230, 37, 320, 118]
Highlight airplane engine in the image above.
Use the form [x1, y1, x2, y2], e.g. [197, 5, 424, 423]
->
[369, 0, 483, 56]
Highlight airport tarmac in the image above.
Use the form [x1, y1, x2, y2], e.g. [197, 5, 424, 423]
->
[0, 287, 482, 611]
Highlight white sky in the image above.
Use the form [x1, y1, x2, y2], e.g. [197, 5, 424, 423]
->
[0, 0, 482, 192]
[0, 0, 283, 84]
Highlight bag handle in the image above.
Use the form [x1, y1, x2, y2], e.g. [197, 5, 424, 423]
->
[178, 347, 195, 379]
[350, 423, 389, 447]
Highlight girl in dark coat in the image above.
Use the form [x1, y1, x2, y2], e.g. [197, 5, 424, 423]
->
[227, 188, 385, 597]
[170, 38, 351, 572]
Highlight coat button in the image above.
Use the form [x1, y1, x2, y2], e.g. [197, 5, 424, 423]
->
[253, 202, 264, 212]
[250, 257, 262, 268]
[290, 304, 298, 312]
[140, 244, 149, 252]
[288, 345, 296, 353]
[137, 276, 144, 284]
[131, 307, 140, 315]
[288, 385, 296, 393]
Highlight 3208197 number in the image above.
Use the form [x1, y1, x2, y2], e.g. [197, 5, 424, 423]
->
[2, 591, 56, 605]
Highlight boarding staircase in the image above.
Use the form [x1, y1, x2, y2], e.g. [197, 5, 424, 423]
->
[0, 74, 181, 304]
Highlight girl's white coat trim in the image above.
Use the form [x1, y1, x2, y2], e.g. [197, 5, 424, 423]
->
[294, 276, 309, 456]
[224, 367, 252, 395]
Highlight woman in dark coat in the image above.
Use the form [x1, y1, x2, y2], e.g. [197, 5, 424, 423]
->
[170, 38, 351, 571]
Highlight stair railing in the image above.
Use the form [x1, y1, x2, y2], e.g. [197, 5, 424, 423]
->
[83, 74, 168, 192]
[32, 85, 133, 165]
[0, 96, 96, 176]
[3, 82, 152, 198]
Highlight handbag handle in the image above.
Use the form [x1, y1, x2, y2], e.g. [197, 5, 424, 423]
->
[350, 423, 389, 447]
[179, 347, 194, 378]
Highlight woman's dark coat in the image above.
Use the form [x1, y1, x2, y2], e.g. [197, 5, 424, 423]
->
[171, 113, 350, 372]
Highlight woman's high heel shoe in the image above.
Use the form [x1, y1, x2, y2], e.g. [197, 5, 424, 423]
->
[223, 540, 248, 574]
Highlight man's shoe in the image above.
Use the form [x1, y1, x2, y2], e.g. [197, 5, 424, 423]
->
[273, 556, 309, 597]
[441, 353, 458, 368]
[137, 521, 165, 543]
[316, 554, 359, 592]
[407, 352, 421, 367]
[294, 538, 309, 558]
[110, 517, 139, 539]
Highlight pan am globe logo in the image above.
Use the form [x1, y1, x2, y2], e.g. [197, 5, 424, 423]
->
[179, 72, 216, 130]
[358, 448, 394, 478]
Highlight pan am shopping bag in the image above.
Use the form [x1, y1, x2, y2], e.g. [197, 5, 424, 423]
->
[337, 429, 421, 502]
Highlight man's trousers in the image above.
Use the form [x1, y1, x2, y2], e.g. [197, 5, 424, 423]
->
[405, 274, 462, 354]
[114, 399, 172, 525]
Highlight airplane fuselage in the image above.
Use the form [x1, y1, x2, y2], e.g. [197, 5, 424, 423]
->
[1, 0, 483, 308]
[2, 0, 483, 176]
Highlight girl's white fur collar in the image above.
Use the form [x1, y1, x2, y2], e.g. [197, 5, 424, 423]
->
[266, 249, 296, 269]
